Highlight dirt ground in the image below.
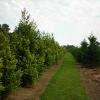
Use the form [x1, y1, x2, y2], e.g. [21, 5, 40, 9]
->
[77, 64, 100, 100]
[5, 60, 63, 100]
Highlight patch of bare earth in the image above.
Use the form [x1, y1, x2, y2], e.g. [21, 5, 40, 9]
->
[77, 64, 100, 100]
[4, 60, 63, 100]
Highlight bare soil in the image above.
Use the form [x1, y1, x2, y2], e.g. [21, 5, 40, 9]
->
[4, 60, 63, 100]
[77, 64, 100, 100]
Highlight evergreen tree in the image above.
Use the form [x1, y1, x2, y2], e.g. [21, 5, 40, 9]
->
[0, 32, 21, 92]
[1, 24, 10, 33]
[0, 58, 4, 95]
[0, 24, 2, 32]
[14, 9, 38, 86]
[86, 34, 100, 67]
[71, 34, 100, 68]
[80, 39, 88, 65]
[0, 8, 64, 97]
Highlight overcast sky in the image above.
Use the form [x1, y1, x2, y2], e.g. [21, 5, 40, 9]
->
[0, 0, 100, 45]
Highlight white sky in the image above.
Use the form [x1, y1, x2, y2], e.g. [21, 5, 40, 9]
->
[0, 0, 100, 45]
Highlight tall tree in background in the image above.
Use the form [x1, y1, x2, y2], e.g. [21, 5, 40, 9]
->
[86, 34, 100, 67]
[0, 24, 10, 33]
[80, 39, 88, 65]
[70, 34, 100, 68]
[2, 24, 10, 33]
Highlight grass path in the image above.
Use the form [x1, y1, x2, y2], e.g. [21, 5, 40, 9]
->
[41, 53, 89, 100]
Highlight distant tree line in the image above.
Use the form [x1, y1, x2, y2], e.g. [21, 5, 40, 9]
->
[65, 34, 100, 68]
[0, 9, 64, 97]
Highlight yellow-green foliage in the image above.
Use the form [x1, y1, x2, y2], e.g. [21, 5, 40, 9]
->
[0, 8, 64, 96]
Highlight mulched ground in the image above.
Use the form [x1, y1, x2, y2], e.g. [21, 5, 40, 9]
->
[77, 64, 100, 100]
[5, 60, 63, 100]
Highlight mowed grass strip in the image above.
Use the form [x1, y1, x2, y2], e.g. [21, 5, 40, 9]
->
[41, 53, 89, 100]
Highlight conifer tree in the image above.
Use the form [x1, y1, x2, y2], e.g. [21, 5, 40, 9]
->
[86, 34, 100, 67]
[80, 39, 88, 65]
[0, 58, 4, 95]
[0, 32, 21, 92]
[14, 9, 38, 86]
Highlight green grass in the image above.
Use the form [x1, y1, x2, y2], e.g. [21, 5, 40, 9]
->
[41, 52, 89, 100]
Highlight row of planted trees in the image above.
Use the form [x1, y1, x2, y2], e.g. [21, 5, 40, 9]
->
[0, 9, 64, 97]
[65, 34, 100, 68]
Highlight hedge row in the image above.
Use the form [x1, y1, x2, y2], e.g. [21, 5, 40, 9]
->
[66, 34, 100, 68]
[0, 9, 64, 97]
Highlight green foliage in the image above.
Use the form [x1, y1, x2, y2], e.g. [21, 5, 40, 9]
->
[0, 8, 64, 97]
[0, 58, 4, 94]
[13, 9, 64, 87]
[0, 24, 10, 33]
[85, 35, 100, 67]
[13, 9, 38, 86]
[68, 34, 100, 68]
[0, 32, 21, 93]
